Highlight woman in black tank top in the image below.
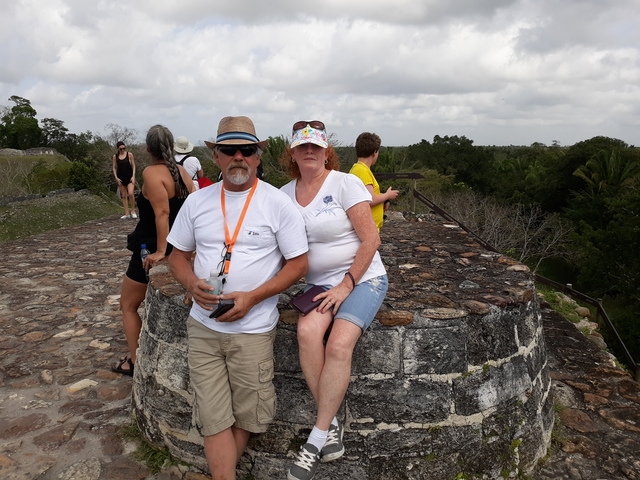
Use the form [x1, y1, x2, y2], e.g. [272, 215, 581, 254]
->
[111, 126, 194, 376]
[111, 141, 137, 219]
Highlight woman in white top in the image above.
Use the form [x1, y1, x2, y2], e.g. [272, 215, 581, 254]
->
[280, 121, 388, 480]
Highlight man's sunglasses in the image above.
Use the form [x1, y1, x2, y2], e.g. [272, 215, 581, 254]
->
[217, 145, 258, 157]
[292, 120, 325, 133]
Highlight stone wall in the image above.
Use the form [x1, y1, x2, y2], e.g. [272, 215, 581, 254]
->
[132, 213, 553, 479]
[0, 147, 61, 156]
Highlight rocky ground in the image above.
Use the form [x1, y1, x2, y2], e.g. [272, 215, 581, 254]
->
[0, 213, 639, 479]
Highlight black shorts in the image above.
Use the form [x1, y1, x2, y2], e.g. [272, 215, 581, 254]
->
[118, 175, 133, 187]
[125, 249, 148, 284]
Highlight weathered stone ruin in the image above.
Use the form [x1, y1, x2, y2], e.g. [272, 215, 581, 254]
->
[132, 212, 553, 479]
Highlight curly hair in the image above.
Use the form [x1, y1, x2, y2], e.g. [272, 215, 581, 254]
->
[279, 145, 341, 179]
[146, 125, 189, 199]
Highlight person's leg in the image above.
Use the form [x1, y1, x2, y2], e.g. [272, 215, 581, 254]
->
[315, 320, 361, 430]
[204, 426, 249, 480]
[118, 183, 129, 216]
[119, 275, 147, 364]
[127, 182, 136, 216]
[296, 310, 335, 403]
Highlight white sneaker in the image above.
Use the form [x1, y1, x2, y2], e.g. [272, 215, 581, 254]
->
[130, 212, 138, 219]
[120, 215, 128, 219]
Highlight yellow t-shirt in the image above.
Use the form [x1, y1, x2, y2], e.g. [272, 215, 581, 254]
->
[349, 161, 383, 231]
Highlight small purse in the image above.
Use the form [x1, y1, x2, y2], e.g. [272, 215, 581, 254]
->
[291, 285, 325, 316]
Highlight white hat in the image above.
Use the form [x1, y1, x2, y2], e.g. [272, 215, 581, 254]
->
[175, 136, 194, 154]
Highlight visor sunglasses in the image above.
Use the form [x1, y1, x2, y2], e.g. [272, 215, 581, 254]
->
[217, 145, 258, 157]
[292, 120, 325, 133]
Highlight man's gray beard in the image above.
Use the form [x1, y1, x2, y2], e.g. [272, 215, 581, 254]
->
[226, 168, 252, 185]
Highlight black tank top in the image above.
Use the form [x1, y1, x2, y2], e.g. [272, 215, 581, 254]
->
[127, 174, 188, 253]
[116, 154, 133, 180]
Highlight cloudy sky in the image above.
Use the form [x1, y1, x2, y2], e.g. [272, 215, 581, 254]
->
[1, 0, 639, 148]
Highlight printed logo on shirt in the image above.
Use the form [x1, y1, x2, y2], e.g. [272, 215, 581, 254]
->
[316, 194, 341, 217]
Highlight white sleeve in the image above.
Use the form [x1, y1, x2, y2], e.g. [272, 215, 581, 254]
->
[339, 173, 371, 211]
[274, 195, 308, 260]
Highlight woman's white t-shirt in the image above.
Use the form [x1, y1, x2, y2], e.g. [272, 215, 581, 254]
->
[281, 170, 386, 287]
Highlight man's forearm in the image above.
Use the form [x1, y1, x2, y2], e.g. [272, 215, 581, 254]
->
[247, 254, 307, 305]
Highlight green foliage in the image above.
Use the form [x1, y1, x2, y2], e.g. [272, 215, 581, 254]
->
[0, 96, 42, 149]
[24, 160, 73, 194]
[600, 296, 640, 361]
[0, 155, 65, 196]
[0, 192, 120, 242]
[535, 285, 584, 324]
[405, 135, 495, 194]
[573, 149, 640, 197]
[121, 422, 182, 474]
[261, 135, 290, 187]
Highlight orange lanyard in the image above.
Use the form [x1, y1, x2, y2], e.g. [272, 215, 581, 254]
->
[220, 179, 258, 275]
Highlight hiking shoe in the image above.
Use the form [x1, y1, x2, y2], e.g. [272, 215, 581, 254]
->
[288, 443, 321, 480]
[321, 422, 345, 462]
[130, 212, 138, 219]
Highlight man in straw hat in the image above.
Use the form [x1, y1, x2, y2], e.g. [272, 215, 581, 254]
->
[168, 116, 309, 479]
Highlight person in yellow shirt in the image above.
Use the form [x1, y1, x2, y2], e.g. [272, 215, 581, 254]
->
[349, 132, 399, 230]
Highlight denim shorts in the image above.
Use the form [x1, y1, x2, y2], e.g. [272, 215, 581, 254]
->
[311, 274, 388, 331]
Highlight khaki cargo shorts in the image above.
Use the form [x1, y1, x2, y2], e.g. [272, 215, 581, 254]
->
[187, 317, 277, 437]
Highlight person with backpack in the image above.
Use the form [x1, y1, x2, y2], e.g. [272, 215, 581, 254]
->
[174, 136, 205, 190]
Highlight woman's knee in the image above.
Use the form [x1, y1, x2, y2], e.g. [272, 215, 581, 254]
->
[324, 336, 355, 363]
[297, 316, 327, 345]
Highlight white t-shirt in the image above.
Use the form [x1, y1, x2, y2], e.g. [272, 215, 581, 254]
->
[280, 170, 386, 287]
[175, 154, 202, 190]
[167, 180, 308, 334]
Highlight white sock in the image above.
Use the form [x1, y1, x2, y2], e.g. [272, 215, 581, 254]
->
[331, 417, 339, 428]
[307, 426, 328, 451]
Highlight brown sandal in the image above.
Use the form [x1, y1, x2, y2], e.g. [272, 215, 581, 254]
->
[111, 356, 134, 376]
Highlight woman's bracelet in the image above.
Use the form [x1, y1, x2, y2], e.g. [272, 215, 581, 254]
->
[345, 271, 356, 289]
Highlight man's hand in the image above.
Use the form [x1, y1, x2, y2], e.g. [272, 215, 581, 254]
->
[213, 291, 256, 322]
[385, 186, 399, 201]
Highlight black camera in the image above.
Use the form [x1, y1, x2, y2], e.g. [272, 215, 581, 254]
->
[209, 299, 235, 318]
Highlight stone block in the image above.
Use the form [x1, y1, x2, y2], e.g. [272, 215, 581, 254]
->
[274, 326, 299, 373]
[348, 377, 451, 424]
[145, 290, 189, 344]
[403, 326, 467, 375]
[273, 374, 317, 425]
[466, 310, 520, 365]
[453, 356, 532, 416]
[353, 328, 402, 375]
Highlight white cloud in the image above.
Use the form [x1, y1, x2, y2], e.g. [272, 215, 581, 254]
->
[1, 0, 639, 148]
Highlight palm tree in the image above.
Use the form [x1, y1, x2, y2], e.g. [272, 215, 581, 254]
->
[573, 149, 640, 197]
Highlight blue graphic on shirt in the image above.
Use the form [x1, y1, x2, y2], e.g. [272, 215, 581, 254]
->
[316, 194, 341, 217]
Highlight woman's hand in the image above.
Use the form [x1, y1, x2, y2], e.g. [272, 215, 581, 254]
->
[143, 251, 165, 271]
[116, 178, 122, 186]
[317, 283, 352, 314]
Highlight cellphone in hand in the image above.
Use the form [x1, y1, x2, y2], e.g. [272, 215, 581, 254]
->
[209, 299, 235, 318]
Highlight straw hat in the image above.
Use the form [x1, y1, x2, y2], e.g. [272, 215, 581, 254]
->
[204, 116, 268, 150]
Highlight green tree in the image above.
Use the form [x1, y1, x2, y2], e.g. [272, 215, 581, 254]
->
[545, 136, 629, 211]
[261, 135, 290, 187]
[41, 117, 69, 146]
[573, 149, 640, 197]
[0, 96, 42, 149]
